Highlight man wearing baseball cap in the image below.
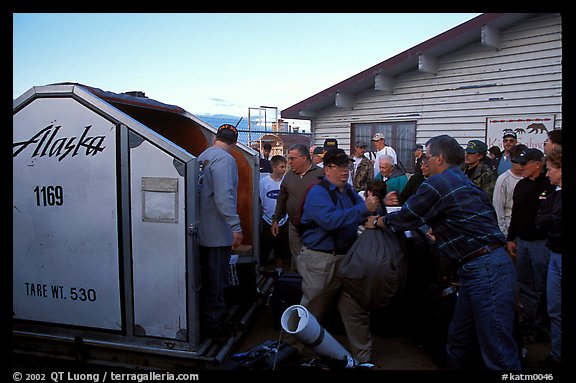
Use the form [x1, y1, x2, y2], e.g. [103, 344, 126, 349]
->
[496, 129, 518, 176]
[462, 139, 497, 200]
[311, 145, 325, 168]
[351, 141, 373, 193]
[412, 144, 425, 177]
[197, 123, 243, 338]
[507, 147, 555, 345]
[298, 148, 379, 365]
[371, 132, 397, 177]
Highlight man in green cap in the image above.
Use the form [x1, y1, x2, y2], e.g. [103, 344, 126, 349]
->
[461, 139, 497, 200]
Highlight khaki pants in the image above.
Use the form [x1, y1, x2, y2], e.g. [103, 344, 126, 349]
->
[296, 246, 372, 363]
[288, 222, 302, 273]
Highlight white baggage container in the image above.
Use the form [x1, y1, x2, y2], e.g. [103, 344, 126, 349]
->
[12, 83, 260, 367]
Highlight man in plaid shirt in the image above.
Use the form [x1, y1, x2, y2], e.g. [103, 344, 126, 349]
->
[369, 134, 521, 370]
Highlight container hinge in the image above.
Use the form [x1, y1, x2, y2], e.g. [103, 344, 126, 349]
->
[188, 224, 199, 236]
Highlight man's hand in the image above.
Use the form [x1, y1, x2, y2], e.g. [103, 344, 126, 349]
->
[384, 191, 399, 206]
[506, 240, 517, 257]
[232, 231, 243, 250]
[426, 227, 436, 243]
[365, 215, 379, 229]
[271, 221, 279, 237]
[365, 195, 379, 212]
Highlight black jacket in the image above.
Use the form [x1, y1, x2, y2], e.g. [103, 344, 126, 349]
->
[399, 173, 425, 205]
[259, 158, 272, 173]
[535, 188, 562, 253]
[413, 155, 424, 178]
[507, 173, 555, 242]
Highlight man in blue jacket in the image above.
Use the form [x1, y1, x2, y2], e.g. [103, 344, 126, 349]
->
[298, 148, 379, 365]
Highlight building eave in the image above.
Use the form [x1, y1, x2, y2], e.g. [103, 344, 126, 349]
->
[281, 13, 535, 120]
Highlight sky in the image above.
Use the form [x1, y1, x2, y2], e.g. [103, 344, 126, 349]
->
[13, 13, 481, 131]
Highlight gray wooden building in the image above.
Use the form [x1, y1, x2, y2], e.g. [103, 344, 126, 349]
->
[281, 13, 562, 173]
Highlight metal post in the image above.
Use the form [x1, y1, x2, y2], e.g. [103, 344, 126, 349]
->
[248, 108, 252, 147]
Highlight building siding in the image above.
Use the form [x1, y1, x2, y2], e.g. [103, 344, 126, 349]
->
[310, 13, 561, 152]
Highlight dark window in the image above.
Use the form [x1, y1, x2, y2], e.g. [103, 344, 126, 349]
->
[353, 121, 417, 173]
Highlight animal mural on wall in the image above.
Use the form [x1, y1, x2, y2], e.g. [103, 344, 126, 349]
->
[487, 117, 554, 151]
[512, 123, 547, 136]
[526, 123, 548, 134]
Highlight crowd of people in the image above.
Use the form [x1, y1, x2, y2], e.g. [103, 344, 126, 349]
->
[202, 124, 562, 371]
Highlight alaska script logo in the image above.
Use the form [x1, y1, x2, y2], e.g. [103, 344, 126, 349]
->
[13, 124, 107, 161]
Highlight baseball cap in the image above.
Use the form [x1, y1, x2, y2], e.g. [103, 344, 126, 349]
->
[216, 124, 238, 143]
[465, 140, 488, 154]
[323, 148, 353, 167]
[372, 133, 385, 141]
[511, 148, 544, 164]
[355, 141, 368, 148]
[509, 144, 528, 160]
[502, 129, 517, 139]
[312, 146, 325, 156]
[323, 138, 338, 149]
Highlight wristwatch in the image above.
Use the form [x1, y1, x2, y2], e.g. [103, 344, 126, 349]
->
[373, 216, 380, 227]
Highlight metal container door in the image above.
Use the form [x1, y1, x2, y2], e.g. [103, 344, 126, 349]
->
[13, 97, 122, 330]
[128, 130, 194, 341]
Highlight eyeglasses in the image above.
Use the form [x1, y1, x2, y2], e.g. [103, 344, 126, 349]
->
[503, 138, 516, 143]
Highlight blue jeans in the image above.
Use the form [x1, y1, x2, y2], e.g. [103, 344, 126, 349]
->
[547, 251, 562, 361]
[516, 238, 551, 334]
[447, 247, 522, 370]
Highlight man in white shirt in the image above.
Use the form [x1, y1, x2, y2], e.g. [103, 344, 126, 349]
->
[493, 144, 527, 236]
[371, 132, 397, 177]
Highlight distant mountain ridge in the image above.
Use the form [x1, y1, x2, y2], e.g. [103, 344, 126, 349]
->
[195, 113, 250, 130]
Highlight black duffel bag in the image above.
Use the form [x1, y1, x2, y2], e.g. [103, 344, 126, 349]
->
[338, 227, 407, 310]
